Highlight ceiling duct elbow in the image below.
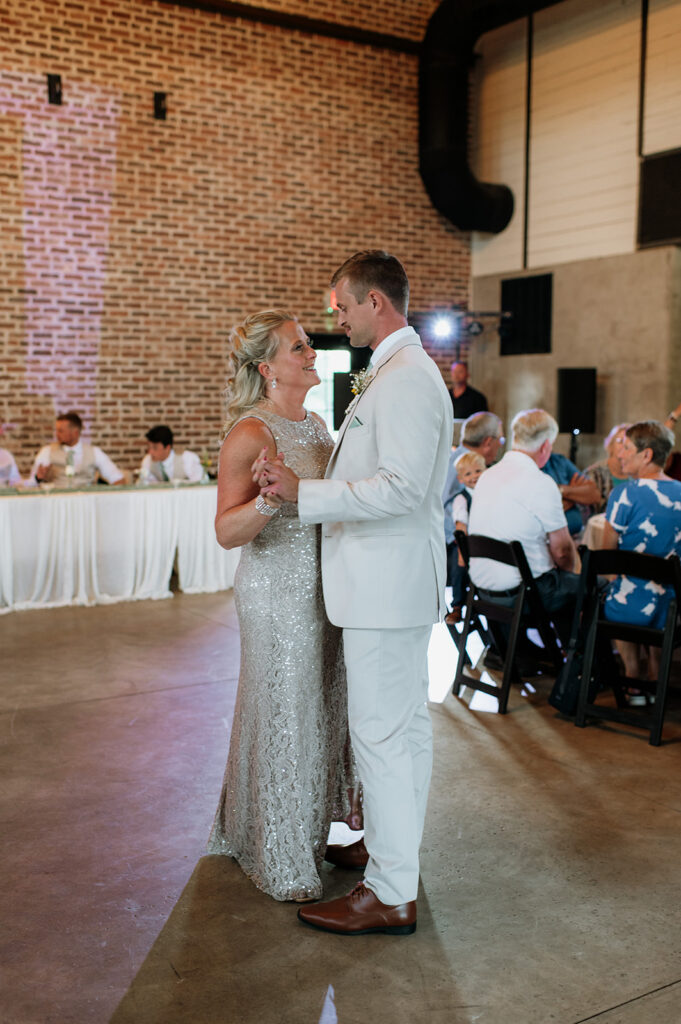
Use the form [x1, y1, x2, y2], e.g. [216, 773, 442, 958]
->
[419, 0, 564, 235]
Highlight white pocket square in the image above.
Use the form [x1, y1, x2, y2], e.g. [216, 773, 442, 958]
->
[349, 416, 364, 428]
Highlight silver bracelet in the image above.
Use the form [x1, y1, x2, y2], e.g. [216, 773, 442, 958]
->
[669, 412, 678, 423]
[255, 494, 278, 517]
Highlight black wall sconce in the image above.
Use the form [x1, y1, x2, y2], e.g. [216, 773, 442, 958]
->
[153, 92, 167, 120]
[47, 74, 62, 105]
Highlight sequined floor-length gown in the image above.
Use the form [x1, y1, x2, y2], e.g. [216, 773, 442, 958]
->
[208, 409, 353, 901]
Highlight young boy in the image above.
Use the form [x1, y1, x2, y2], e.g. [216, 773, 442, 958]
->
[446, 451, 486, 624]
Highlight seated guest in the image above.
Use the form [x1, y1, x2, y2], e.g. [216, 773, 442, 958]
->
[449, 362, 488, 420]
[663, 400, 681, 481]
[601, 421, 681, 703]
[446, 451, 485, 623]
[139, 425, 205, 484]
[0, 440, 21, 487]
[584, 423, 630, 512]
[541, 451, 601, 535]
[29, 411, 124, 487]
[443, 410, 504, 513]
[468, 408, 579, 645]
[453, 451, 486, 535]
[442, 412, 504, 621]
[663, 400, 681, 433]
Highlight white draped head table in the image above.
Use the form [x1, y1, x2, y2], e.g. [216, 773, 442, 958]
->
[0, 483, 239, 614]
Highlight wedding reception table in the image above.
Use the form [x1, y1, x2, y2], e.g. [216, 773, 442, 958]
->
[0, 483, 240, 614]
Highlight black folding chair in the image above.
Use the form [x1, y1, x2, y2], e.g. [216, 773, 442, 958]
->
[574, 548, 681, 746]
[453, 532, 564, 714]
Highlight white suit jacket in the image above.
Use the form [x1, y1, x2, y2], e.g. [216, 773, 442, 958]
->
[299, 327, 453, 629]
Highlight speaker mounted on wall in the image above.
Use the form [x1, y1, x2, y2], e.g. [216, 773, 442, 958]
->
[557, 368, 597, 435]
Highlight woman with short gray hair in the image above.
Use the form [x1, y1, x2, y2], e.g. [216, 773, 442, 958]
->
[601, 420, 681, 703]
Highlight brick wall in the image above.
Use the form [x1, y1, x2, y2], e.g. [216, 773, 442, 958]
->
[226, 0, 439, 40]
[0, 0, 469, 475]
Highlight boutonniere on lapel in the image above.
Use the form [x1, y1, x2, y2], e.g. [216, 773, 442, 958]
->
[345, 367, 374, 414]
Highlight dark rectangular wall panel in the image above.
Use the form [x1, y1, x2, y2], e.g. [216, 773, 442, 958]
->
[557, 367, 597, 434]
[638, 149, 681, 248]
[500, 273, 552, 355]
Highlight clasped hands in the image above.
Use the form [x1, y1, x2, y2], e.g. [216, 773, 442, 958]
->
[558, 472, 583, 510]
[251, 447, 301, 504]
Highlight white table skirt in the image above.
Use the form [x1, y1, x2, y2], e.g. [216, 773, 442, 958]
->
[176, 486, 240, 594]
[0, 484, 239, 614]
[582, 512, 607, 551]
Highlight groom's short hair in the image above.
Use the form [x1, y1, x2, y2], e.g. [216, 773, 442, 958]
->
[331, 250, 409, 317]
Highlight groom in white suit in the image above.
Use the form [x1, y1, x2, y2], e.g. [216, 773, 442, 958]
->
[258, 251, 453, 934]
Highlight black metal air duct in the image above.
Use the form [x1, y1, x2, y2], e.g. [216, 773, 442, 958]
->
[419, 0, 565, 234]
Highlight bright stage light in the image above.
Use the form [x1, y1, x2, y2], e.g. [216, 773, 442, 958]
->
[432, 315, 454, 340]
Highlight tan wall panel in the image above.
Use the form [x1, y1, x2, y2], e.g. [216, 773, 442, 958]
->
[471, 19, 527, 278]
[528, 0, 640, 267]
[643, 0, 681, 154]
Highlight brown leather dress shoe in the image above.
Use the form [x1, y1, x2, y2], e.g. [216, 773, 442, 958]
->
[323, 838, 369, 871]
[298, 882, 416, 935]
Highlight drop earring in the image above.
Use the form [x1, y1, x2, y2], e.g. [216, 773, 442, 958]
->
[270, 377, 277, 390]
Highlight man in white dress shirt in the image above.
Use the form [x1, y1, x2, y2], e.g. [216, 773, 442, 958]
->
[468, 408, 579, 644]
[29, 411, 124, 487]
[0, 430, 22, 487]
[139, 425, 205, 484]
[256, 250, 453, 936]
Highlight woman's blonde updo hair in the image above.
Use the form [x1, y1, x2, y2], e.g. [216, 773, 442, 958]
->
[223, 309, 298, 433]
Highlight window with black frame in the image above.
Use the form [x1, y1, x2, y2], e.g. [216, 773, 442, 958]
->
[305, 333, 371, 434]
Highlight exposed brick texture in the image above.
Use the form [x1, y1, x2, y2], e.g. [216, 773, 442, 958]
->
[214, 0, 440, 40]
[0, 0, 469, 474]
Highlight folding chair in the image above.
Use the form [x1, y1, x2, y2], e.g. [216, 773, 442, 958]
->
[453, 532, 564, 714]
[547, 544, 609, 718]
[574, 548, 681, 746]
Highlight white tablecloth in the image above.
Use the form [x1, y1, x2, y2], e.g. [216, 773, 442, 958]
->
[582, 512, 607, 551]
[0, 484, 240, 614]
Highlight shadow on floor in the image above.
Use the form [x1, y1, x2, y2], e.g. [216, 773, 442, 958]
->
[109, 856, 467, 1024]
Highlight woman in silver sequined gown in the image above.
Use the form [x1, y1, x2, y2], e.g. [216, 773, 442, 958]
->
[207, 310, 354, 902]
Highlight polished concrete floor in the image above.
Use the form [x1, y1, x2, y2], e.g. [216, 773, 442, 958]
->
[3, 591, 681, 1024]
